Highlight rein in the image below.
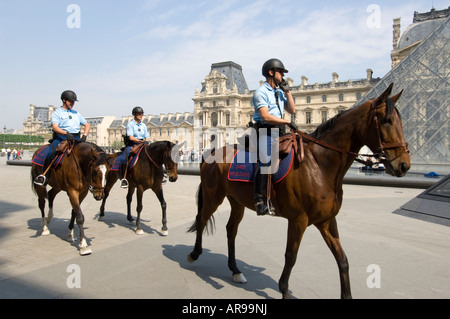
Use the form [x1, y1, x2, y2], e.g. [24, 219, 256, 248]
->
[143, 144, 160, 169]
[292, 99, 409, 166]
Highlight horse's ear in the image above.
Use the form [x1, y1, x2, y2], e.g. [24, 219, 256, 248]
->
[375, 83, 394, 105]
[389, 89, 403, 104]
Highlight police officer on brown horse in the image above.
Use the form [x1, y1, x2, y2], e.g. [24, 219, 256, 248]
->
[34, 90, 90, 186]
[252, 58, 297, 216]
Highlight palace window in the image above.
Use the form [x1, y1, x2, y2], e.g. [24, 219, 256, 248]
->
[321, 110, 328, 123]
[306, 111, 312, 124]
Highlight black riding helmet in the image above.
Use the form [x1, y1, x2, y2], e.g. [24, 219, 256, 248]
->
[61, 90, 78, 102]
[262, 58, 288, 77]
[132, 106, 144, 115]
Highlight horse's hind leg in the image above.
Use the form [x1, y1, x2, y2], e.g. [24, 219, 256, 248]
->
[126, 186, 136, 224]
[226, 196, 246, 284]
[188, 184, 225, 263]
[35, 186, 50, 236]
[315, 217, 352, 299]
[47, 188, 60, 225]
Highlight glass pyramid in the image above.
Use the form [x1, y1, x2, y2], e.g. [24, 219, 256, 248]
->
[356, 16, 450, 166]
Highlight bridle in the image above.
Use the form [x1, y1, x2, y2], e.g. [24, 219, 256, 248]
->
[293, 98, 409, 166]
[362, 99, 410, 165]
[87, 152, 108, 194]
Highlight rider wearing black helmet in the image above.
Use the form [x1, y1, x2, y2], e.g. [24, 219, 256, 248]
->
[118, 106, 150, 188]
[34, 90, 90, 186]
[252, 58, 297, 216]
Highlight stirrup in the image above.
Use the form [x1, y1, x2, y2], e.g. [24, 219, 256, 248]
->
[255, 201, 274, 216]
[120, 179, 129, 189]
[34, 175, 47, 186]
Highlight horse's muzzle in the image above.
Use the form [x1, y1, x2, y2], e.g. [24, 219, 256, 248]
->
[89, 185, 105, 201]
[169, 176, 178, 182]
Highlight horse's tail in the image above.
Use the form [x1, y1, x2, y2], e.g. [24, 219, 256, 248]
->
[187, 183, 215, 235]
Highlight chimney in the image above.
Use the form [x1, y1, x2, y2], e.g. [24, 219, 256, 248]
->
[393, 18, 401, 49]
[332, 72, 339, 83]
[366, 69, 373, 82]
[301, 76, 308, 86]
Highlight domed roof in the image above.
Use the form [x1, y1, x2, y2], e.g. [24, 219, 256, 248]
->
[397, 19, 444, 50]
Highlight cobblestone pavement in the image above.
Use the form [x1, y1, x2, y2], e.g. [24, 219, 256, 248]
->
[1, 155, 449, 299]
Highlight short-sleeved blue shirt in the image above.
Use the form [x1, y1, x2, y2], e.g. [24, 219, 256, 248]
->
[253, 82, 287, 124]
[127, 119, 149, 140]
[51, 107, 87, 134]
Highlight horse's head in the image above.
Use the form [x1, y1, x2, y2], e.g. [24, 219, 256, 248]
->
[365, 83, 410, 177]
[164, 141, 184, 183]
[87, 148, 111, 200]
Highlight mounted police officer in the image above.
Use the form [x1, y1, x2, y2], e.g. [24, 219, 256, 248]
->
[34, 90, 90, 186]
[252, 58, 297, 216]
[119, 106, 150, 188]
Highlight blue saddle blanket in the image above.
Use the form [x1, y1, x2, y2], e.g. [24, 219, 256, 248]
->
[32, 145, 66, 167]
[111, 146, 143, 171]
[227, 148, 294, 183]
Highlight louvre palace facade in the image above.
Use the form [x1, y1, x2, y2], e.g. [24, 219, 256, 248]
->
[23, 7, 449, 169]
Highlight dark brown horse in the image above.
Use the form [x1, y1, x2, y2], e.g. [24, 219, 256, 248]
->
[31, 142, 111, 255]
[187, 83, 410, 298]
[99, 141, 181, 236]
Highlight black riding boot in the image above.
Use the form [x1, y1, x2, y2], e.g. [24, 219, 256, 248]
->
[119, 163, 129, 188]
[254, 165, 270, 216]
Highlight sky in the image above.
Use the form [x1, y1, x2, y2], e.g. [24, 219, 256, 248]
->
[0, 0, 448, 130]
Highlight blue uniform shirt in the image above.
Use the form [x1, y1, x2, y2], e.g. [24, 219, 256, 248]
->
[127, 119, 149, 140]
[51, 107, 87, 134]
[253, 82, 287, 124]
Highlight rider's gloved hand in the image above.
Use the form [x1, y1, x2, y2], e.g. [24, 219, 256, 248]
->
[288, 122, 298, 131]
[66, 133, 75, 141]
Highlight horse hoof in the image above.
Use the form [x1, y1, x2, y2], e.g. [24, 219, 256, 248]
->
[79, 247, 92, 256]
[135, 229, 144, 235]
[187, 254, 196, 264]
[98, 215, 104, 221]
[232, 273, 247, 284]
[67, 235, 76, 242]
[160, 229, 168, 236]
[41, 228, 50, 236]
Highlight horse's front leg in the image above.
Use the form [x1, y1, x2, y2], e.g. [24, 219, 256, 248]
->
[153, 185, 168, 236]
[279, 217, 307, 299]
[68, 190, 91, 255]
[99, 171, 119, 221]
[135, 186, 144, 235]
[316, 217, 352, 299]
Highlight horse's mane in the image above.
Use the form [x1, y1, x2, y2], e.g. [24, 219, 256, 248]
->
[309, 110, 345, 139]
[308, 98, 398, 139]
[84, 142, 109, 164]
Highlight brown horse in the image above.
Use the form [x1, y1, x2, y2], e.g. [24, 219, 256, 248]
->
[31, 142, 111, 255]
[187, 83, 410, 298]
[99, 141, 181, 236]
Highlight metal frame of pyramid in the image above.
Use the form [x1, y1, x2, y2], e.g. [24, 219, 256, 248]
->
[355, 16, 450, 168]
